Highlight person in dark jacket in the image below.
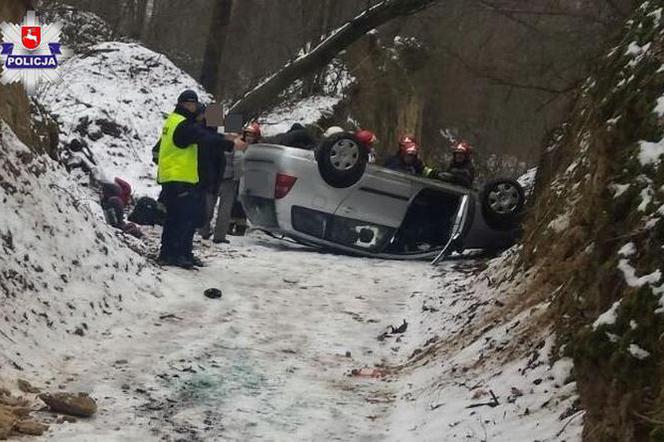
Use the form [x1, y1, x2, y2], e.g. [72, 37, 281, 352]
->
[227, 122, 262, 237]
[196, 104, 227, 240]
[266, 123, 317, 149]
[439, 141, 475, 188]
[157, 89, 246, 269]
[383, 135, 439, 178]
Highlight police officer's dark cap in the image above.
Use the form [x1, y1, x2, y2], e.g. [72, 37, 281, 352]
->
[178, 90, 199, 104]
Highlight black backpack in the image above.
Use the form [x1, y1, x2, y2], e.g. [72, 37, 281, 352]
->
[128, 196, 166, 226]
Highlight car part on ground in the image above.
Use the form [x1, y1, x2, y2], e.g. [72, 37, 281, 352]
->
[203, 288, 222, 299]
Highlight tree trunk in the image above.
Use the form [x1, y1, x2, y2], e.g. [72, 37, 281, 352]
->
[199, 0, 234, 95]
[228, 0, 441, 120]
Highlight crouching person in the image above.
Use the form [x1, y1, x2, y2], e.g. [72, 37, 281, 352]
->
[100, 177, 143, 238]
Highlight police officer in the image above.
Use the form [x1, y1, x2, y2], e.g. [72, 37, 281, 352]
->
[157, 90, 246, 269]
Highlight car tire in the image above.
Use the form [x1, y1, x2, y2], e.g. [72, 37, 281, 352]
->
[315, 133, 368, 188]
[480, 179, 525, 230]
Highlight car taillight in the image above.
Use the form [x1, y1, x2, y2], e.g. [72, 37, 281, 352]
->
[275, 173, 297, 199]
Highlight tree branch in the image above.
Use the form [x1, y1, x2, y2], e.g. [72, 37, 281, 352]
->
[228, 0, 441, 120]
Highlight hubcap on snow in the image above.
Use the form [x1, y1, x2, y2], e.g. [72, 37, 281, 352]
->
[329, 140, 360, 171]
[488, 183, 520, 214]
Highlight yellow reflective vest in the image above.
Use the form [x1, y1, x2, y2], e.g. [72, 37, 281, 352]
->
[157, 113, 198, 184]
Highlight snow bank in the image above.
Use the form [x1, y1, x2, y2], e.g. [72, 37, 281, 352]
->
[36, 41, 211, 197]
[628, 344, 650, 360]
[593, 300, 622, 330]
[638, 139, 664, 166]
[517, 167, 537, 196]
[0, 120, 159, 378]
[385, 250, 582, 441]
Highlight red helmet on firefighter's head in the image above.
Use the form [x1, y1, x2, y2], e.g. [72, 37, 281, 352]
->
[244, 121, 262, 138]
[399, 135, 419, 156]
[399, 134, 416, 146]
[452, 141, 473, 156]
[356, 129, 377, 147]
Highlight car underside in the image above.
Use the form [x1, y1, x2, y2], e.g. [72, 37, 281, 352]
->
[239, 136, 524, 263]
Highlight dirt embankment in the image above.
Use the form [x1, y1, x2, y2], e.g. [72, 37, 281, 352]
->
[0, 0, 58, 158]
[518, 2, 664, 440]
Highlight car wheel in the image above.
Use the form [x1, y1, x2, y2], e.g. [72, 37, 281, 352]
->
[480, 179, 525, 230]
[315, 133, 368, 188]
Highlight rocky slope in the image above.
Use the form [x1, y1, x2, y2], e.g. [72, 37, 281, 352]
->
[518, 2, 664, 440]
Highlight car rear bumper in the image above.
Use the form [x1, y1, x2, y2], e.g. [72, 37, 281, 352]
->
[240, 195, 279, 228]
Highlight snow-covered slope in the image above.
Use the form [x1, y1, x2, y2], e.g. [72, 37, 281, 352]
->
[0, 120, 159, 377]
[36, 41, 211, 197]
[517, 3, 664, 438]
[387, 250, 581, 441]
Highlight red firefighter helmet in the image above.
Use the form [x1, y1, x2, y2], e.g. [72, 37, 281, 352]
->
[452, 141, 473, 156]
[398, 135, 419, 156]
[244, 121, 262, 138]
[356, 129, 377, 147]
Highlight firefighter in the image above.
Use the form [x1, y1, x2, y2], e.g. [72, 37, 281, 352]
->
[439, 141, 475, 188]
[383, 135, 437, 177]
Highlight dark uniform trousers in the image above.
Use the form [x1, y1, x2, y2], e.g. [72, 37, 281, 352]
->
[159, 182, 202, 260]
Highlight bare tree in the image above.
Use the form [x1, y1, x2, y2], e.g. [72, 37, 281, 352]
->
[228, 0, 441, 120]
[199, 0, 234, 94]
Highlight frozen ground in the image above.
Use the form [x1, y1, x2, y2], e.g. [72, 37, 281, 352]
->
[18, 233, 581, 442]
[1, 117, 580, 440]
[33, 232, 426, 441]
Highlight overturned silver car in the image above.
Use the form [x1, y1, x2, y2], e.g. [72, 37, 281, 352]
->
[239, 133, 525, 263]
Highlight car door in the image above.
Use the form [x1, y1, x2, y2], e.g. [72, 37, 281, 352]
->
[327, 166, 415, 251]
[334, 166, 414, 226]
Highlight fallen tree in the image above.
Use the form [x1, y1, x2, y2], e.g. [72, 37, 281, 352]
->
[228, 0, 440, 120]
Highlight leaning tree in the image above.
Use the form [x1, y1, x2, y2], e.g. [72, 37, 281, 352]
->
[227, 0, 441, 121]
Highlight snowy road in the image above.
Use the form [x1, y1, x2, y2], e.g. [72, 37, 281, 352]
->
[39, 233, 435, 441]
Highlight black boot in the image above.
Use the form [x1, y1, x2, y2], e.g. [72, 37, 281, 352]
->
[188, 255, 206, 267]
[172, 256, 195, 270]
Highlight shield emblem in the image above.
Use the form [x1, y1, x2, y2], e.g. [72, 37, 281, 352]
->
[21, 26, 41, 50]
